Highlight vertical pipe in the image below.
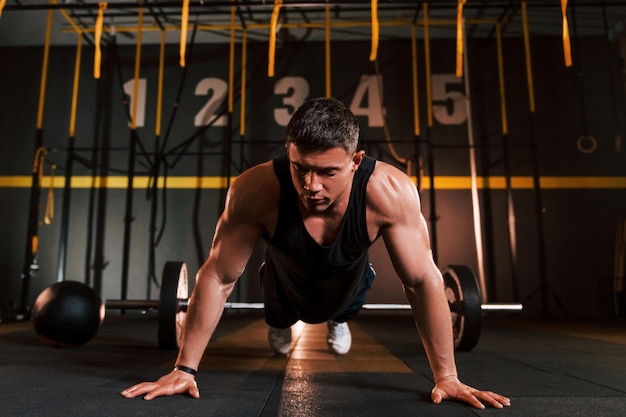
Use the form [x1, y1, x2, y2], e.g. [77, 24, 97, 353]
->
[410, 24, 422, 191]
[121, 4, 143, 302]
[423, 3, 438, 262]
[240, 30, 248, 137]
[496, 22, 519, 301]
[325, 5, 331, 98]
[147, 30, 166, 300]
[462, 20, 487, 302]
[228, 1, 235, 113]
[522, 2, 536, 113]
[522, 1, 551, 316]
[21, 8, 54, 313]
[56, 34, 83, 283]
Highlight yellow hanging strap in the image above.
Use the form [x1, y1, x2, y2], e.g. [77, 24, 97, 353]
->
[561, 0, 572, 67]
[156, 30, 165, 137]
[33, 147, 47, 176]
[228, 1, 236, 113]
[180, 0, 190, 67]
[268, 0, 282, 77]
[411, 24, 420, 136]
[456, 0, 466, 77]
[44, 164, 56, 225]
[94, 2, 107, 79]
[521, 2, 536, 112]
[0, 0, 6, 19]
[369, 0, 379, 61]
[69, 34, 82, 138]
[423, 3, 433, 127]
[37, 8, 54, 130]
[240, 30, 248, 136]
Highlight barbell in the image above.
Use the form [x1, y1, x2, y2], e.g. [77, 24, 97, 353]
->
[35, 261, 522, 351]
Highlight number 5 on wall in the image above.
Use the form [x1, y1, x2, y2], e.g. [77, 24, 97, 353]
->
[432, 74, 467, 126]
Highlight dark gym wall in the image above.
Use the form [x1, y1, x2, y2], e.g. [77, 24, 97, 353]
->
[0, 35, 625, 317]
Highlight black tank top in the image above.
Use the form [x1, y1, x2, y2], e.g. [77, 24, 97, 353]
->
[261, 153, 376, 323]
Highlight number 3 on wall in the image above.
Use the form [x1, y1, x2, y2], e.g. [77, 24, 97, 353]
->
[274, 77, 310, 126]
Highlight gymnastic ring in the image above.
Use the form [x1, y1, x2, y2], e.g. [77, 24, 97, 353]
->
[577, 135, 597, 154]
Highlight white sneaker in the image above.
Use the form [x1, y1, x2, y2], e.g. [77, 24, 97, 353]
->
[327, 320, 352, 354]
[268, 326, 292, 355]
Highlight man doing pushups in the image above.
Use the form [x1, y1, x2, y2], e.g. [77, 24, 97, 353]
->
[121, 97, 511, 409]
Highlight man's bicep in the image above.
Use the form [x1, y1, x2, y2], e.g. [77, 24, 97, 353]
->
[204, 215, 263, 285]
[382, 210, 437, 287]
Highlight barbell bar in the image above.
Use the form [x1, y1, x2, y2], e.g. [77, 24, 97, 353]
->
[104, 261, 522, 351]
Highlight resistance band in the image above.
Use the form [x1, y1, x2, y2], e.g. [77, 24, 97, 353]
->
[94, 2, 107, 79]
[44, 164, 56, 225]
[69, 35, 82, 139]
[374, 59, 409, 173]
[561, 0, 572, 67]
[37, 9, 54, 130]
[33, 147, 48, 176]
[268, 0, 282, 77]
[228, 2, 236, 113]
[423, 3, 433, 127]
[369, 0, 379, 61]
[180, 0, 190, 67]
[156, 30, 165, 138]
[456, 0, 466, 77]
[410, 24, 420, 137]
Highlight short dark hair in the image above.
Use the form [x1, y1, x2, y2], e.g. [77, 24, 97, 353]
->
[285, 97, 360, 154]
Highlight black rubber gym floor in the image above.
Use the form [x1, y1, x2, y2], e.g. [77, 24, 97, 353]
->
[1, 311, 626, 417]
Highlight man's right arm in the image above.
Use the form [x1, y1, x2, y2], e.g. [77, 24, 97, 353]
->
[120, 163, 275, 400]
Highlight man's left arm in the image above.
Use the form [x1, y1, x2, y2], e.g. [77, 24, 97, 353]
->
[373, 165, 510, 409]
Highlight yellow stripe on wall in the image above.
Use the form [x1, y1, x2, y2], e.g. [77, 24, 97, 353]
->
[0, 175, 625, 190]
[0, 176, 234, 189]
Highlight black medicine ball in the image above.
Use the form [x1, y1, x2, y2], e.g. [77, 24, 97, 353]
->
[32, 281, 105, 346]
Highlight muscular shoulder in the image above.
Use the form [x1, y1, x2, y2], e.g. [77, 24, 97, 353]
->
[224, 161, 279, 231]
[366, 160, 421, 227]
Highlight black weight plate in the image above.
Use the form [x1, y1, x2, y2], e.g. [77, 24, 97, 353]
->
[158, 261, 189, 350]
[442, 264, 482, 351]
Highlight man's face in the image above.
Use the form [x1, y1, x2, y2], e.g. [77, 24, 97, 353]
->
[287, 143, 364, 213]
